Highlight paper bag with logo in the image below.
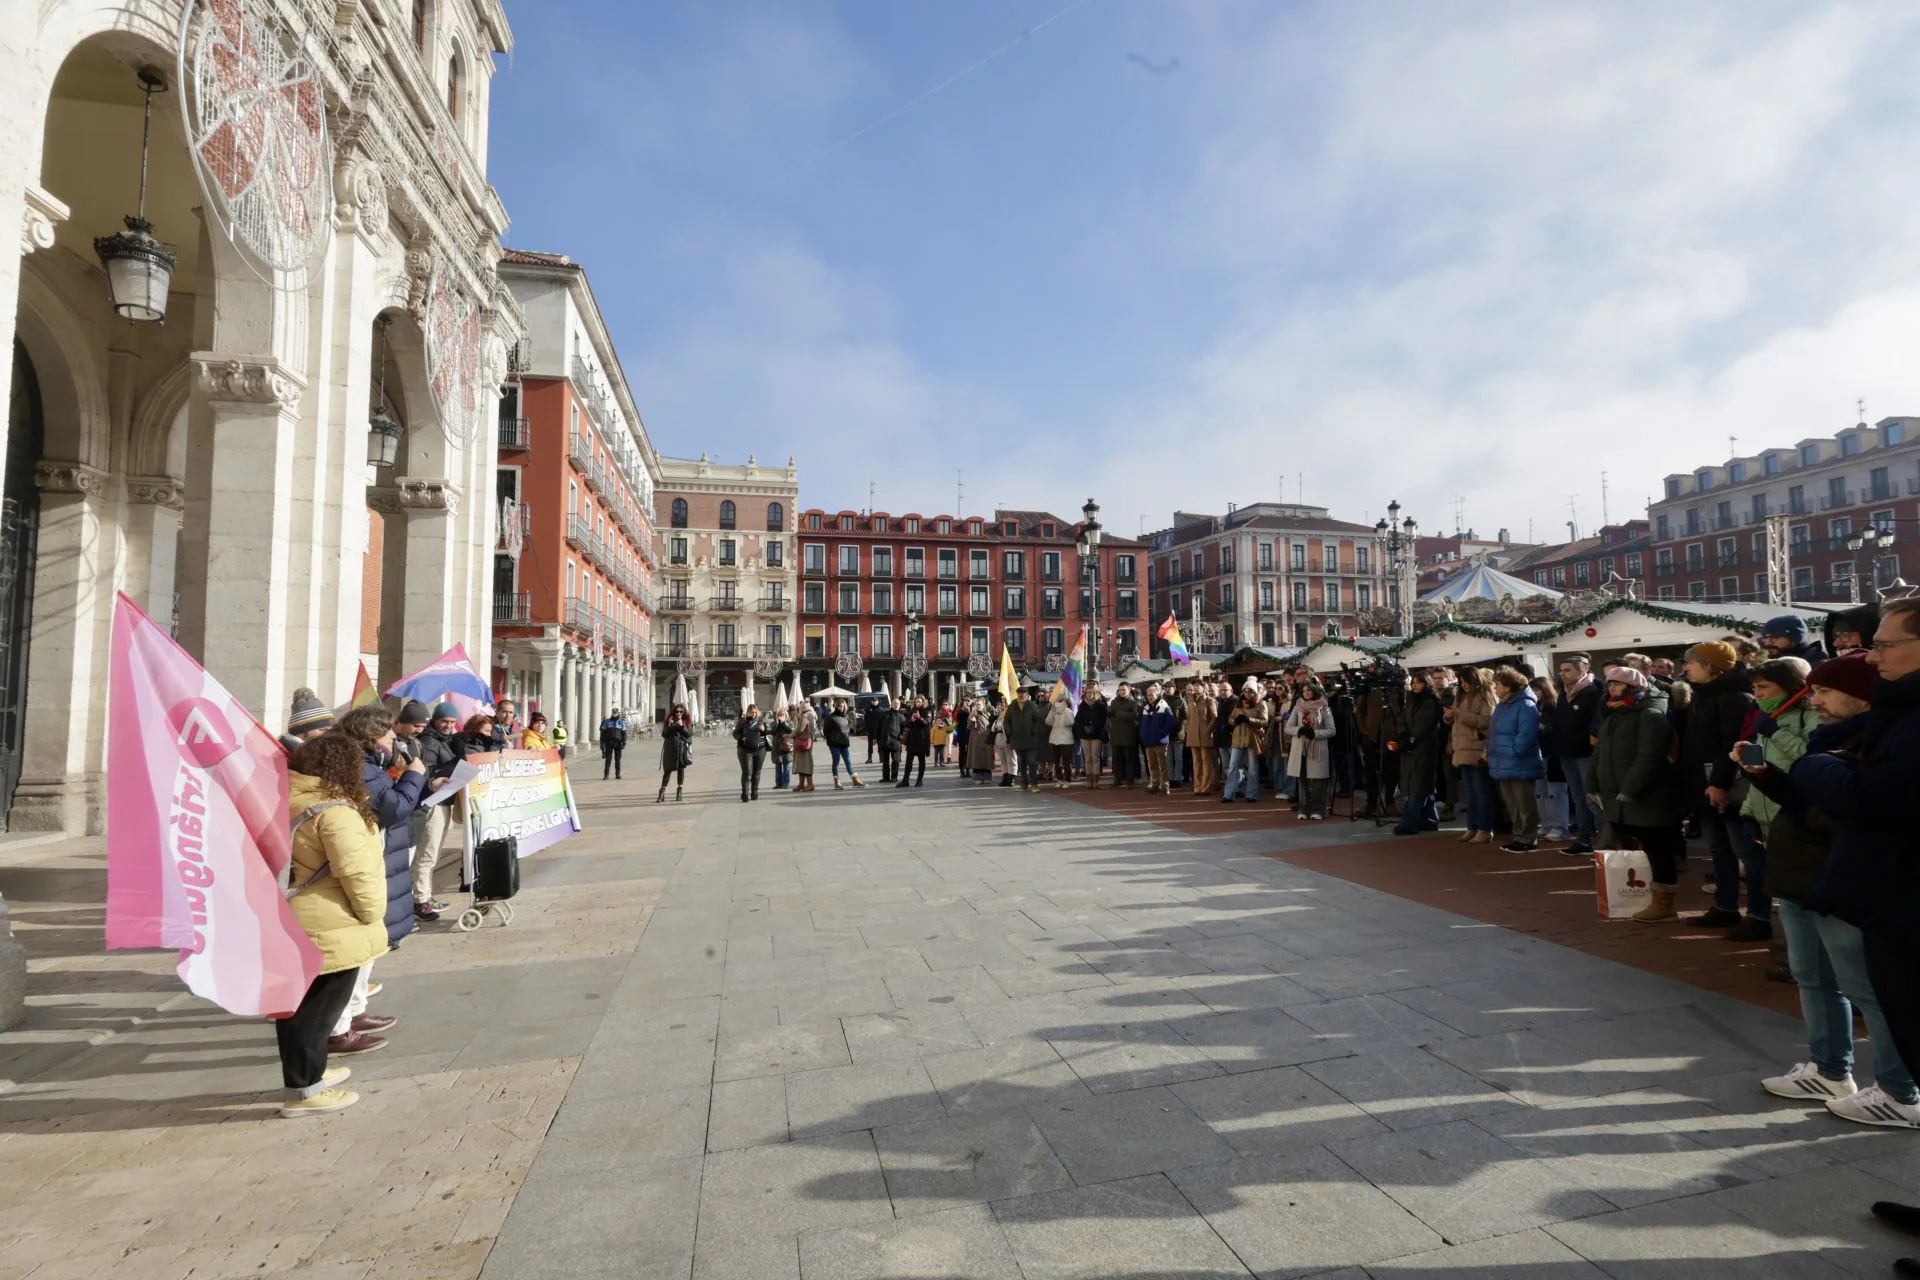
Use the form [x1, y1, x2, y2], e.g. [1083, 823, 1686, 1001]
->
[1595, 848, 1653, 920]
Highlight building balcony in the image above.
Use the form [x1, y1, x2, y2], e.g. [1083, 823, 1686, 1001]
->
[496, 502, 531, 554]
[492, 591, 531, 626]
[657, 640, 697, 660]
[658, 594, 697, 612]
[568, 431, 593, 474]
[757, 596, 789, 612]
[708, 596, 746, 614]
[498, 417, 531, 451]
[565, 514, 591, 550]
[1819, 491, 1856, 511]
[564, 599, 594, 633]
[756, 643, 793, 660]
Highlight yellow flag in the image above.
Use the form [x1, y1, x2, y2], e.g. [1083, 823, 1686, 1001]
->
[998, 644, 1018, 704]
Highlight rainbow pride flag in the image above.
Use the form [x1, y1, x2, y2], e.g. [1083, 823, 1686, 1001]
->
[1159, 614, 1192, 664]
[1059, 627, 1088, 709]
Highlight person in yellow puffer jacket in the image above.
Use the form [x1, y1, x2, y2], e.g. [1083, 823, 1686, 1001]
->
[280, 735, 391, 1118]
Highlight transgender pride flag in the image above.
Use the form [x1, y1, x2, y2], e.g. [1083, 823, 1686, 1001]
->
[106, 595, 321, 1016]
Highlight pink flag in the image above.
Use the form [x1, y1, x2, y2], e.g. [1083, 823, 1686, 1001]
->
[106, 594, 320, 1016]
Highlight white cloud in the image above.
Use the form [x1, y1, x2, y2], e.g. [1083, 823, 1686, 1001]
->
[1056, 0, 1920, 541]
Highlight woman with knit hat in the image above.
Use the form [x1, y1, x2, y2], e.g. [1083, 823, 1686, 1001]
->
[1678, 640, 1763, 934]
[1592, 665, 1686, 921]
[281, 688, 335, 753]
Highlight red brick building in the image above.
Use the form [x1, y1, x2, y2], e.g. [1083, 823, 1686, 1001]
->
[795, 507, 1146, 693]
[493, 250, 657, 727]
[1504, 520, 1652, 596]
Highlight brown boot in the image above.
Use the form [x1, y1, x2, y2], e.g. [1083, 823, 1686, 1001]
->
[1633, 883, 1678, 923]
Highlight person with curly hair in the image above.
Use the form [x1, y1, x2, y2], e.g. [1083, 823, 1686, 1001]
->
[280, 735, 391, 1116]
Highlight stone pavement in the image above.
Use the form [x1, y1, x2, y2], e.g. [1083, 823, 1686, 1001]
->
[3, 766, 1918, 1278]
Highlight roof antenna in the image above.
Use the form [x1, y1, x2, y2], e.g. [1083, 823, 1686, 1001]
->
[956, 468, 964, 514]
[866, 479, 875, 516]
[1858, 396, 1868, 426]
[1566, 494, 1579, 542]
[1600, 471, 1610, 527]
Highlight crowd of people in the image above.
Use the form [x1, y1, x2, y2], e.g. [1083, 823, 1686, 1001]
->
[679, 605, 1920, 1145]
[271, 692, 544, 1116]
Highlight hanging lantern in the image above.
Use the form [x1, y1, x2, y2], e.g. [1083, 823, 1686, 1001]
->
[367, 316, 402, 468]
[94, 68, 178, 323]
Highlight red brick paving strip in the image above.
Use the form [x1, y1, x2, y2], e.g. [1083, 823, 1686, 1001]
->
[1068, 784, 1796, 1018]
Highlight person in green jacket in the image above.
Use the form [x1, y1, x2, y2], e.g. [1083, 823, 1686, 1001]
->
[1592, 665, 1685, 922]
[1003, 686, 1050, 792]
[1740, 658, 1818, 833]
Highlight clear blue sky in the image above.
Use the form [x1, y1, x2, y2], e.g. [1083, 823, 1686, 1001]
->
[489, 1, 1920, 544]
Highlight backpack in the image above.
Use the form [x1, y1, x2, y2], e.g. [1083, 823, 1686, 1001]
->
[284, 799, 351, 900]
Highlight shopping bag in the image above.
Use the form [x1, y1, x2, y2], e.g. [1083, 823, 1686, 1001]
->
[1595, 849, 1652, 919]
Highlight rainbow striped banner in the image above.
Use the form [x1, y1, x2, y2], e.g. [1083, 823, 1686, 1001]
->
[1158, 613, 1192, 664]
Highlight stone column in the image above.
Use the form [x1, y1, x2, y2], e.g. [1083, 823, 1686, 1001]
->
[122, 477, 185, 622]
[178, 356, 307, 721]
[396, 477, 462, 674]
[531, 639, 561, 720]
[697, 667, 709, 723]
[11, 463, 110, 833]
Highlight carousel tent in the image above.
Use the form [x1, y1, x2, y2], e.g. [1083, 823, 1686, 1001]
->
[1422, 562, 1564, 603]
[1394, 622, 1556, 673]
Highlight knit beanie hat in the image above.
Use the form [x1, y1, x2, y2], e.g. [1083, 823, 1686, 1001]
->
[1754, 657, 1809, 693]
[1762, 614, 1809, 644]
[1808, 654, 1877, 703]
[1603, 665, 1648, 691]
[287, 687, 333, 734]
[1686, 641, 1739, 675]
[431, 700, 459, 721]
[397, 698, 432, 725]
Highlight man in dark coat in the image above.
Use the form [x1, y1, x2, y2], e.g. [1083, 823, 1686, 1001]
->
[1788, 612, 1920, 1134]
[1393, 674, 1445, 834]
[1107, 685, 1142, 787]
[1825, 604, 1879, 657]
[1761, 614, 1828, 665]
[1677, 642, 1761, 932]
[599, 708, 628, 780]
[877, 699, 904, 782]
[864, 697, 888, 764]
[898, 697, 933, 788]
[1553, 654, 1606, 854]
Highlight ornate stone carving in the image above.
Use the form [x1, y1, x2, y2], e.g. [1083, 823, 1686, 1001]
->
[35, 462, 107, 496]
[405, 244, 434, 314]
[21, 185, 68, 255]
[193, 355, 305, 409]
[395, 477, 460, 516]
[334, 155, 388, 237]
[126, 475, 186, 510]
[366, 487, 404, 515]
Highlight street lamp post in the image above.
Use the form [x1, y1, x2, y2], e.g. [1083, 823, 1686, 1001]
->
[1075, 499, 1102, 674]
[1844, 525, 1896, 602]
[1373, 500, 1420, 636]
[902, 609, 928, 697]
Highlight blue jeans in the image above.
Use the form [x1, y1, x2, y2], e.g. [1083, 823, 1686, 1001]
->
[1699, 806, 1769, 917]
[1559, 755, 1601, 842]
[830, 745, 854, 777]
[1779, 901, 1919, 1101]
[774, 757, 791, 788]
[1459, 765, 1495, 832]
[1396, 793, 1439, 833]
[1223, 747, 1259, 800]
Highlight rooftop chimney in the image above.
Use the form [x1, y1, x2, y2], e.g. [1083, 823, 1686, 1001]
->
[1496, 527, 1509, 543]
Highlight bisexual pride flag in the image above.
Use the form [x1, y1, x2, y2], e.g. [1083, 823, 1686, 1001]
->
[1159, 614, 1192, 664]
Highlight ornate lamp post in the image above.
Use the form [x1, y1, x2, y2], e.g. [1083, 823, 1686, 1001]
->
[901, 608, 928, 697]
[1373, 500, 1420, 636]
[1845, 524, 1897, 602]
[1075, 498, 1103, 672]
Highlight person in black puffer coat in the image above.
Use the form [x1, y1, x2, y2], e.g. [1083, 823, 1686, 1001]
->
[1677, 642, 1761, 933]
[899, 696, 933, 788]
[332, 707, 428, 1055]
[1074, 687, 1109, 788]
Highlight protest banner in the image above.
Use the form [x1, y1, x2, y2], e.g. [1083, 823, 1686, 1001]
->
[461, 748, 582, 859]
[104, 594, 320, 1016]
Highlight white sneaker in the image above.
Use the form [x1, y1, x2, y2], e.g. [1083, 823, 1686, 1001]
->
[319, 1065, 352, 1089]
[1762, 1061, 1856, 1102]
[1826, 1084, 1920, 1128]
[280, 1087, 359, 1118]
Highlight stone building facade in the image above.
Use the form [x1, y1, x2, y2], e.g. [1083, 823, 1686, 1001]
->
[0, 1, 522, 1022]
[652, 456, 799, 723]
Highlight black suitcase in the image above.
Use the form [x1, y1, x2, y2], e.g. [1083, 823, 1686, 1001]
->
[472, 836, 521, 902]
